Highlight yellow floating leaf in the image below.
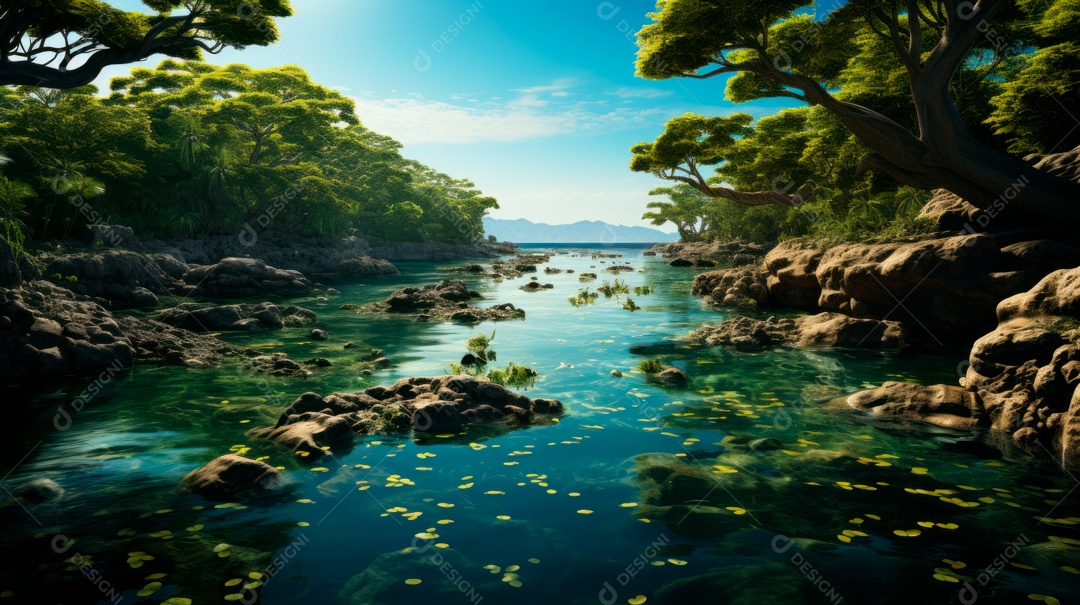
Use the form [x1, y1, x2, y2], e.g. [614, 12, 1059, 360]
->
[405, 579, 422, 585]
[628, 596, 647, 605]
[577, 509, 593, 515]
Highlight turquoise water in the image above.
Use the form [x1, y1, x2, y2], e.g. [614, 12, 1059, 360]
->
[1, 246, 1078, 604]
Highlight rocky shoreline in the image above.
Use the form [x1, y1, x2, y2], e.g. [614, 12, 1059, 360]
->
[0, 225, 517, 382]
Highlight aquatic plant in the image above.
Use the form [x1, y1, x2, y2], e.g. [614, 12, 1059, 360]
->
[623, 297, 641, 311]
[597, 279, 630, 298]
[633, 285, 654, 296]
[639, 358, 664, 374]
[568, 288, 599, 307]
[451, 331, 539, 389]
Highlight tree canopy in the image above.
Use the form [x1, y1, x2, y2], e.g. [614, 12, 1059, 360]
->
[0, 1, 292, 88]
[630, 111, 813, 207]
[634, 0, 1080, 228]
[0, 61, 498, 245]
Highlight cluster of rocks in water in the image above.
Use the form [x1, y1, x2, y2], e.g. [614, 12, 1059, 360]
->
[831, 266, 1080, 466]
[673, 147, 1080, 468]
[644, 241, 768, 268]
[0, 222, 517, 381]
[181, 375, 564, 499]
[354, 279, 524, 324]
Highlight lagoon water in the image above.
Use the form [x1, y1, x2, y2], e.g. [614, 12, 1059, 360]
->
[1, 245, 1077, 604]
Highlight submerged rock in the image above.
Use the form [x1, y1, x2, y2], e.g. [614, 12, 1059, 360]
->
[689, 313, 906, 351]
[519, 281, 554, 291]
[655, 367, 688, 386]
[243, 353, 312, 377]
[833, 382, 986, 430]
[0, 478, 64, 508]
[179, 454, 286, 500]
[250, 412, 354, 458]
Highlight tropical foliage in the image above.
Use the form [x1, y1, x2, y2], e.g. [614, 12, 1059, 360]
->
[633, 0, 1080, 239]
[0, 61, 498, 245]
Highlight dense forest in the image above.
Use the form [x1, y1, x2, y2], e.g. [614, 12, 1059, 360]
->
[635, 0, 1079, 243]
[0, 61, 498, 253]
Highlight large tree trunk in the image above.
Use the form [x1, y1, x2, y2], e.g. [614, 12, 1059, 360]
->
[755, 0, 1080, 230]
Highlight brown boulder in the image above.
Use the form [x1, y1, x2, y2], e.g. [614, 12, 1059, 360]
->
[838, 382, 985, 430]
[179, 454, 286, 500]
[250, 412, 354, 459]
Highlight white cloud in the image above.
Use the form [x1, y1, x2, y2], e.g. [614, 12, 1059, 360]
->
[607, 87, 673, 99]
[351, 83, 665, 144]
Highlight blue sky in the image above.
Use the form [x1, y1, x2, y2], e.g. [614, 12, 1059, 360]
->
[97, 0, 796, 230]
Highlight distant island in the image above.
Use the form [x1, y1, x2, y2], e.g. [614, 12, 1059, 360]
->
[483, 217, 679, 244]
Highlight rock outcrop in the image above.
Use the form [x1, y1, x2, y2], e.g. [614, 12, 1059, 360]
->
[117, 316, 244, 367]
[1, 281, 135, 379]
[182, 258, 315, 298]
[691, 265, 768, 307]
[644, 241, 768, 268]
[965, 267, 1080, 466]
[693, 234, 1080, 341]
[179, 454, 286, 500]
[43, 250, 185, 308]
[0, 278, 249, 379]
[251, 375, 564, 458]
[690, 313, 906, 351]
[359, 279, 525, 324]
[152, 302, 316, 332]
[835, 267, 1080, 469]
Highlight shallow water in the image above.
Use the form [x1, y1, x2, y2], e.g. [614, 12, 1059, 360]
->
[2, 245, 1078, 605]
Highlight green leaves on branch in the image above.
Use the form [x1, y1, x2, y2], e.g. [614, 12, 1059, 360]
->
[0, 1, 293, 87]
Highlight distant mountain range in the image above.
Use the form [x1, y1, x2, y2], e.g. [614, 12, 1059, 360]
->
[483, 217, 679, 244]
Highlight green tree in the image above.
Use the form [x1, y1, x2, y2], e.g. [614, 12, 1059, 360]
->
[642, 184, 712, 241]
[631, 112, 814, 207]
[0, 0, 292, 88]
[635, 0, 1080, 228]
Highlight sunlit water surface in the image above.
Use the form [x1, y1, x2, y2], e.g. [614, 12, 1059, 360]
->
[1, 245, 1078, 604]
